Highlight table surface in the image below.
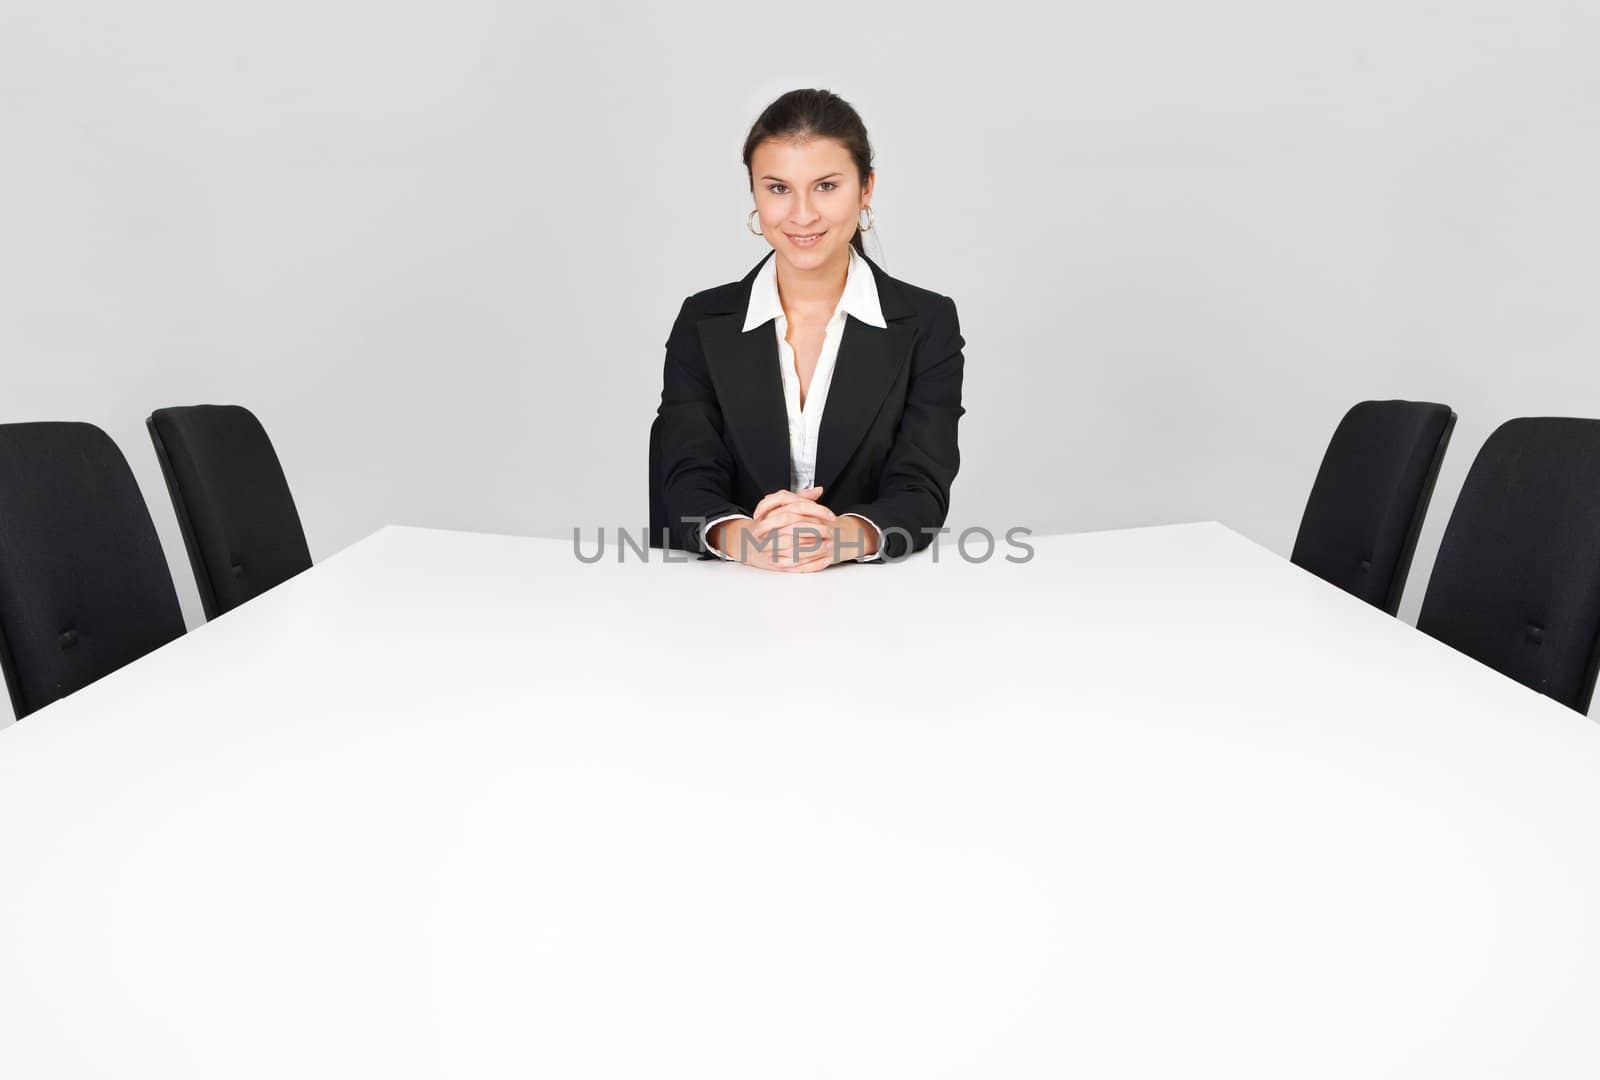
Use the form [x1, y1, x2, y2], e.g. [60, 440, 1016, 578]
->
[1, 522, 1597, 1078]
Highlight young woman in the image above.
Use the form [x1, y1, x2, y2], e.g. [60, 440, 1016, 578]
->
[654, 89, 966, 571]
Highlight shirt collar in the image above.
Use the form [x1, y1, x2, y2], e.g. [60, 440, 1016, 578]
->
[741, 246, 887, 333]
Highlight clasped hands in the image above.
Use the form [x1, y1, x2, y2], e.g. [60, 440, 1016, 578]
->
[709, 486, 876, 572]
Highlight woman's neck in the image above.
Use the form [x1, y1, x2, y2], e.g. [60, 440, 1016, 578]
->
[774, 248, 850, 317]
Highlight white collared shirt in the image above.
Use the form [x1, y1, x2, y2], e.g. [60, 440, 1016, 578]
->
[700, 246, 886, 563]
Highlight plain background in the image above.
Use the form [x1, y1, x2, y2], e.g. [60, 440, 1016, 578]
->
[2, 0, 1597, 631]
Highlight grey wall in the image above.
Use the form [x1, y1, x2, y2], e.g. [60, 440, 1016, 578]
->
[2, 0, 1597, 630]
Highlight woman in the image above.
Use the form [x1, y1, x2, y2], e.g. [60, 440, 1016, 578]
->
[654, 88, 966, 571]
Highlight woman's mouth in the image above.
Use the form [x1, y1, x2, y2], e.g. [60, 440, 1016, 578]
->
[786, 230, 826, 248]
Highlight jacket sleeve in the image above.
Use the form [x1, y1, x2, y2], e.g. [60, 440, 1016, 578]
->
[656, 295, 750, 554]
[837, 294, 966, 560]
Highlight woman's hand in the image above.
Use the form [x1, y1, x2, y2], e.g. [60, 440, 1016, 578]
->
[709, 487, 872, 571]
[748, 487, 838, 571]
[707, 513, 829, 571]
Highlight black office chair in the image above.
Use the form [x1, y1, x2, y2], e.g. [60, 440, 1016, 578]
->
[147, 404, 312, 620]
[0, 421, 186, 720]
[1417, 417, 1600, 714]
[649, 413, 715, 556]
[648, 413, 669, 550]
[1290, 400, 1456, 615]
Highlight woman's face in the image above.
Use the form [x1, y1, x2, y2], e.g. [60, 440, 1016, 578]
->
[749, 136, 872, 272]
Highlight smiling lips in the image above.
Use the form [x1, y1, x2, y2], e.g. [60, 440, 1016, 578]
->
[786, 229, 826, 248]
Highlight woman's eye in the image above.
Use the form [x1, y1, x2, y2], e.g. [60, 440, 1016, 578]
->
[818, 182, 837, 192]
[768, 184, 787, 194]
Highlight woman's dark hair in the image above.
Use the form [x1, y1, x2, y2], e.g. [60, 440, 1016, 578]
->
[742, 89, 874, 256]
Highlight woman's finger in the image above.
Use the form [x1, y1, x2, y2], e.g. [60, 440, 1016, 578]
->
[753, 515, 832, 544]
[752, 490, 803, 520]
[770, 526, 832, 560]
[792, 551, 836, 572]
[773, 541, 836, 572]
[768, 522, 834, 557]
[753, 485, 824, 521]
[757, 525, 831, 557]
[746, 524, 829, 567]
[749, 541, 829, 572]
[751, 504, 837, 538]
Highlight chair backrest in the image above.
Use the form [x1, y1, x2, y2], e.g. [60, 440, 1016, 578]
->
[1290, 400, 1456, 615]
[648, 413, 667, 549]
[147, 405, 311, 620]
[1418, 417, 1600, 714]
[0, 421, 185, 719]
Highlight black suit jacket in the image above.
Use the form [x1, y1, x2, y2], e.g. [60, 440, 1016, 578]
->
[651, 250, 965, 561]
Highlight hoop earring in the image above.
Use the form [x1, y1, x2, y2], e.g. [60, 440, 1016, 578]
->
[858, 206, 876, 233]
[747, 209, 763, 236]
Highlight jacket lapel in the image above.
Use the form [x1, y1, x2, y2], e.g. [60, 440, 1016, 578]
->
[697, 253, 791, 495]
[814, 252, 917, 494]
[696, 250, 918, 499]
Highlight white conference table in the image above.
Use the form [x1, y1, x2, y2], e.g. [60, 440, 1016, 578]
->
[1, 522, 1598, 1078]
